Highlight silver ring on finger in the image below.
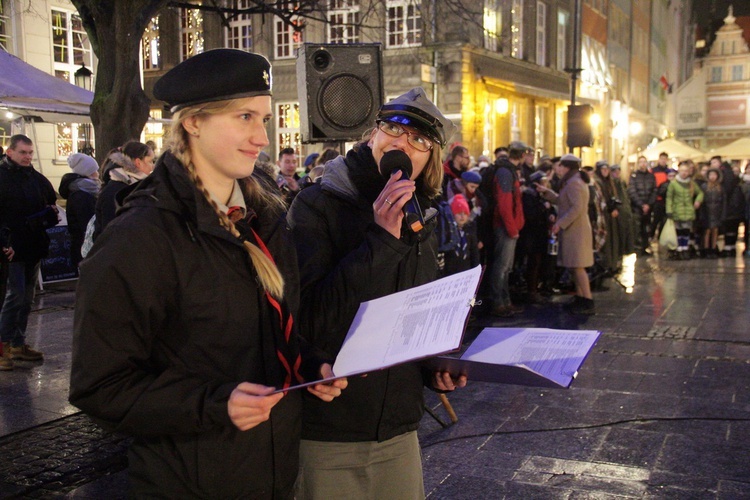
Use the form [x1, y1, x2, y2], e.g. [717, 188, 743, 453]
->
[385, 198, 393, 206]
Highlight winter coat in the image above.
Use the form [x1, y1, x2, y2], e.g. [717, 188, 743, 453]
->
[492, 158, 525, 237]
[59, 173, 99, 266]
[666, 176, 703, 222]
[0, 156, 57, 262]
[287, 144, 439, 443]
[94, 153, 148, 239]
[443, 220, 480, 276]
[69, 151, 314, 498]
[724, 176, 745, 222]
[519, 185, 551, 255]
[700, 183, 724, 229]
[546, 172, 594, 268]
[595, 176, 621, 269]
[627, 169, 657, 212]
[614, 178, 636, 255]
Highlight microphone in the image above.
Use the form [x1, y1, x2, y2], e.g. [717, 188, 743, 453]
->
[379, 150, 425, 232]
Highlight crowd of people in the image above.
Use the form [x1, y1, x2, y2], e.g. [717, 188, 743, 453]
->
[0, 46, 749, 497]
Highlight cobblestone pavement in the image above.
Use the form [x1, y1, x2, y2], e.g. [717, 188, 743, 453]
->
[0, 414, 129, 498]
[1, 247, 749, 499]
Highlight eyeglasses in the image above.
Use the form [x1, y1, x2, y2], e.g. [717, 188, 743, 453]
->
[377, 121, 433, 152]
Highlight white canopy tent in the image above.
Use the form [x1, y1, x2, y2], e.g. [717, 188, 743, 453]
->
[704, 137, 750, 160]
[628, 138, 706, 163]
[0, 49, 93, 123]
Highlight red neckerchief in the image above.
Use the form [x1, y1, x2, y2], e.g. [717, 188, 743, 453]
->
[248, 227, 302, 389]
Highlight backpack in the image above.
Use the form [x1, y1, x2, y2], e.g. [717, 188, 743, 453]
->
[435, 200, 461, 253]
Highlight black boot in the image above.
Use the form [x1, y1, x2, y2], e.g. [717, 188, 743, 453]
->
[571, 297, 595, 315]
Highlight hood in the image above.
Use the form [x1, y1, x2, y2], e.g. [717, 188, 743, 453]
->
[59, 173, 100, 198]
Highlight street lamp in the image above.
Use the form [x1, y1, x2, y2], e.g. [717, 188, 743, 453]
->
[74, 63, 94, 156]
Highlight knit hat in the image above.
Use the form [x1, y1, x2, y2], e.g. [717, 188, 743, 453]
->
[461, 171, 482, 184]
[450, 194, 470, 216]
[68, 153, 99, 178]
[303, 152, 320, 167]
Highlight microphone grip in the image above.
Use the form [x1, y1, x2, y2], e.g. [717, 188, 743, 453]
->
[403, 193, 424, 233]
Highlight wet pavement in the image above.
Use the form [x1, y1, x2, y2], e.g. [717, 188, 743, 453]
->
[1, 244, 749, 499]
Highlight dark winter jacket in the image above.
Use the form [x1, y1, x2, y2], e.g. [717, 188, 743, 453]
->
[59, 173, 98, 266]
[627, 169, 657, 211]
[628, 170, 656, 213]
[69, 152, 313, 498]
[443, 220, 480, 276]
[724, 175, 745, 222]
[288, 144, 439, 443]
[0, 156, 57, 262]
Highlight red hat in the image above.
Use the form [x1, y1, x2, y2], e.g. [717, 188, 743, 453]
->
[450, 194, 470, 216]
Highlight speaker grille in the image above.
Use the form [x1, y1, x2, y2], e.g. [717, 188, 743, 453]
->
[320, 74, 374, 129]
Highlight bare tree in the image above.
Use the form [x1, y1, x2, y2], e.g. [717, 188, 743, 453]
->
[70, 0, 494, 162]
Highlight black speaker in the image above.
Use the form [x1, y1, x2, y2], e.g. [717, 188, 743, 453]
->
[567, 104, 594, 149]
[297, 43, 384, 143]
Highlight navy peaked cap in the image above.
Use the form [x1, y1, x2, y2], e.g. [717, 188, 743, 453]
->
[377, 87, 455, 147]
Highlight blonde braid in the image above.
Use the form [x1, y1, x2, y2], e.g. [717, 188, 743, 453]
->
[170, 115, 284, 299]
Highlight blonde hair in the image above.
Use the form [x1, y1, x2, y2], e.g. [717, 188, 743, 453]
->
[169, 99, 285, 299]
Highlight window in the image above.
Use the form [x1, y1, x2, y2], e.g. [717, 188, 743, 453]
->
[711, 66, 722, 83]
[52, 9, 92, 70]
[557, 9, 568, 70]
[143, 109, 165, 155]
[180, 6, 203, 60]
[51, 9, 93, 158]
[484, 0, 501, 52]
[142, 16, 160, 70]
[511, 0, 523, 59]
[536, 2, 546, 66]
[277, 102, 301, 166]
[328, 0, 360, 44]
[275, 2, 303, 59]
[0, 0, 10, 52]
[225, 0, 253, 51]
[386, 0, 422, 48]
[732, 65, 743, 81]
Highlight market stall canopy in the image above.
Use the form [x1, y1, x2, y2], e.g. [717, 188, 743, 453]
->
[628, 138, 705, 163]
[704, 137, 750, 160]
[0, 50, 93, 123]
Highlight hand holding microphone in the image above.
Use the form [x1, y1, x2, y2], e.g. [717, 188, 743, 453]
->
[375, 150, 426, 236]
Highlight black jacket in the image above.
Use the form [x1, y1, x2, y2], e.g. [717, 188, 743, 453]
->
[59, 173, 97, 266]
[0, 157, 57, 262]
[627, 169, 657, 211]
[288, 145, 439, 443]
[69, 152, 311, 498]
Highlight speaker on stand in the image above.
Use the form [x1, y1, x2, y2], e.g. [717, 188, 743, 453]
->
[297, 43, 384, 144]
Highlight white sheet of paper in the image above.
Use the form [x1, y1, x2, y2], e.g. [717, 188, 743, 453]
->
[332, 265, 482, 377]
[462, 328, 601, 387]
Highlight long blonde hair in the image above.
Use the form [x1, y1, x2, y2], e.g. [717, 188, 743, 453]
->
[169, 99, 285, 299]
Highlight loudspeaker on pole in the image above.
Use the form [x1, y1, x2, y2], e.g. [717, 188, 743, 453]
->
[297, 43, 384, 143]
[567, 104, 594, 149]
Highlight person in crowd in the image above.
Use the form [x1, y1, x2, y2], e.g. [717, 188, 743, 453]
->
[651, 152, 671, 241]
[519, 145, 535, 184]
[442, 194, 480, 276]
[446, 170, 484, 221]
[59, 153, 100, 267]
[610, 165, 636, 256]
[0, 235, 12, 371]
[494, 146, 509, 162]
[68, 49, 345, 497]
[276, 147, 301, 205]
[655, 167, 677, 245]
[442, 145, 471, 196]
[287, 87, 466, 499]
[519, 170, 554, 303]
[0, 135, 58, 367]
[584, 165, 607, 270]
[594, 160, 623, 274]
[303, 152, 319, 174]
[628, 155, 657, 256]
[316, 147, 339, 167]
[699, 167, 724, 258]
[741, 162, 750, 257]
[94, 141, 154, 239]
[475, 154, 492, 172]
[487, 141, 526, 317]
[666, 161, 703, 260]
[721, 162, 745, 257]
[537, 154, 595, 315]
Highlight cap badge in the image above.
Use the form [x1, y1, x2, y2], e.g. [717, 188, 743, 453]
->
[262, 70, 270, 86]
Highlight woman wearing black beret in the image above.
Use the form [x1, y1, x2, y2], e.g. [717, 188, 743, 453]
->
[69, 49, 346, 498]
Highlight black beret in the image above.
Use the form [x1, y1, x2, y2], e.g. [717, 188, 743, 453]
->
[154, 49, 272, 112]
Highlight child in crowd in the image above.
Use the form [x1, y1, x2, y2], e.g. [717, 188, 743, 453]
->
[442, 194, 480, 276]
[666, 162, 703, 260]
[699, 167, 724, 258]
